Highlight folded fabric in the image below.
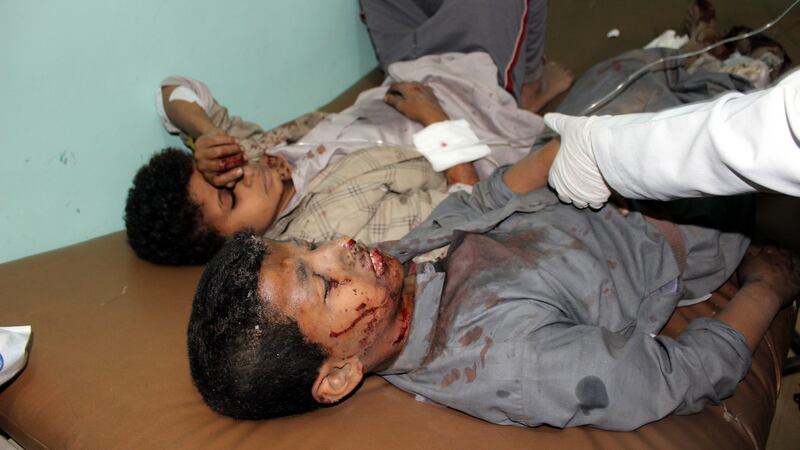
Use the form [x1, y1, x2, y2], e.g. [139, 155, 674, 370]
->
[0, 326, 31, 386]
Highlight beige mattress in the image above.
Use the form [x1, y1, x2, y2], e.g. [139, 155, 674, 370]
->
[0, 231, 795, 449]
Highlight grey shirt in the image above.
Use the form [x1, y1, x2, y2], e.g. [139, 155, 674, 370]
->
[378, 168, 751, 430]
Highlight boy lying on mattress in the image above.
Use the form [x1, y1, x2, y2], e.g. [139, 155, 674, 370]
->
[124, 0, 570, 265]
[186, 131, 800, 429]
[186, 0, 800, 425]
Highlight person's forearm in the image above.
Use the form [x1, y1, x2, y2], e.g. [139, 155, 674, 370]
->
[385, 82, 484, 184]
[715, 281, 783, 352]
[445, 163, 479, 186]
[502, 139, 559, 194]
[161, 86, 218, 139]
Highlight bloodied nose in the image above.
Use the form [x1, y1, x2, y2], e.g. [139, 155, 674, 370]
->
[342, 238, 383, 275]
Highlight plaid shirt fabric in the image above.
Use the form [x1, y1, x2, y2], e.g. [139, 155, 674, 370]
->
[264, 145, 448, 244]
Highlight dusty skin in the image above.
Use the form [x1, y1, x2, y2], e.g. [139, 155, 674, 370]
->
[519, 60, 575, 113]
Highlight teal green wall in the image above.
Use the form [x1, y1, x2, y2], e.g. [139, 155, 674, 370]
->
[0, 0, 377, 264]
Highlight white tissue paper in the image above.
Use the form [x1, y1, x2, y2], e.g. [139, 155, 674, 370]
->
[412, 119, 491, 172]
[0, 326, 32, 386]
[644, 30, 689, 50]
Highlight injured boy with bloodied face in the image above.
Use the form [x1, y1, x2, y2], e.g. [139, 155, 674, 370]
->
[187, 155, 800, 430]
[123, 72, 525, 265]
[124, 0, 573, 266]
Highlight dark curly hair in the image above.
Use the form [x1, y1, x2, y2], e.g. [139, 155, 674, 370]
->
[187, 231, 328, 419]
[124, 148, 225, 265]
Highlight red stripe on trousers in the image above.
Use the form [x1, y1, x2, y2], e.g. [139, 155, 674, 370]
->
[504, 0, 530, 94]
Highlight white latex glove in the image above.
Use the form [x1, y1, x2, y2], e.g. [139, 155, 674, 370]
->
[544, 113, 611, 209]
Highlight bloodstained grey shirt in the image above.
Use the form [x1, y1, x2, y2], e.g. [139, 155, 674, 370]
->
[378, 168, 751, 430]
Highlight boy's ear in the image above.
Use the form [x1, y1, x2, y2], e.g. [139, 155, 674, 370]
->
[312, 356, 364, 404]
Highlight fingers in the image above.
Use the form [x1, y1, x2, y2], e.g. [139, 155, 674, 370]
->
[545, 113, 611, 209]
[212, 167, 245, 188]
[196, 133, 236, 146]
[387, 81, 419, 96]
[543, 112, 569, 133]
[384, 81, 447, 125]
[384, 82, 416, 108]
[194, 132, 246, 188]
[384, 82, 431, 103]
[195, 134, 241, 158]
[384, 86, 402, 109]
[197, 159, 243, 188]
[738, 244, 800, 302]
[201, 164, 244, 189]
[549, 160, 587, 208]
[195, 139, 243, 170]
[195, 151, 242, 173]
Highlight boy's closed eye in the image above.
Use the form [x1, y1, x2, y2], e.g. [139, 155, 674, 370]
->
[315, 274, 331, 300]
[291, 238, 317, 250]
[217, 189, 236, 211]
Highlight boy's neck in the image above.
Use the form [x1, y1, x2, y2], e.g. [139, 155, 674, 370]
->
[366, 269, 417, 373]
[276, 180, 296, 215]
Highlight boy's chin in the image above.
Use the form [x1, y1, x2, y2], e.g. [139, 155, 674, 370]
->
[384, 254, 405, 288]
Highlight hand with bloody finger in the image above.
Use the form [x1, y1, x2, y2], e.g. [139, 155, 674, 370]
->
[737, 245, 800, 309]
[383, 82, 449, 126]
[194, 128, 246, 188]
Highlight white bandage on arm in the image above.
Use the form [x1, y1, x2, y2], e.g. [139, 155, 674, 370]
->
[156, 86, 201, 134]
[155, 77, 215, 134]
[168, 85, 202, 105]
[412, 119, 491, 172]
[156, 86, 203, 134]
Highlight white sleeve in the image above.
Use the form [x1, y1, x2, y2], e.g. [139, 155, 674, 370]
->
[591, 69, 800, 200]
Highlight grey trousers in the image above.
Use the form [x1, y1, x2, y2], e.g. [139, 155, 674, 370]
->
[359, 0, 547, 100]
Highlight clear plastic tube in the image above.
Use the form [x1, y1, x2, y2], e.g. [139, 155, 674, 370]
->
[578, 0, 800, 116]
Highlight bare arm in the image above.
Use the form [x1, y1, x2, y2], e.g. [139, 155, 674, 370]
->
[161, 85, 218, 138]
[501, 138, 559, 194]
[384, 82, 479, 186]
[719, 246, 800, 352]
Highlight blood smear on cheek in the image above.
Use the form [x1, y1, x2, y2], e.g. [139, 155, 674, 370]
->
[329, 307, 378, 338]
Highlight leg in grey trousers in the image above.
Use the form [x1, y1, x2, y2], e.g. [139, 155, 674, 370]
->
[359, 0, 547, 100]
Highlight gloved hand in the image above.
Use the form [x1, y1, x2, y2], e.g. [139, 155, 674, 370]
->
[544, 112, 611, 209]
